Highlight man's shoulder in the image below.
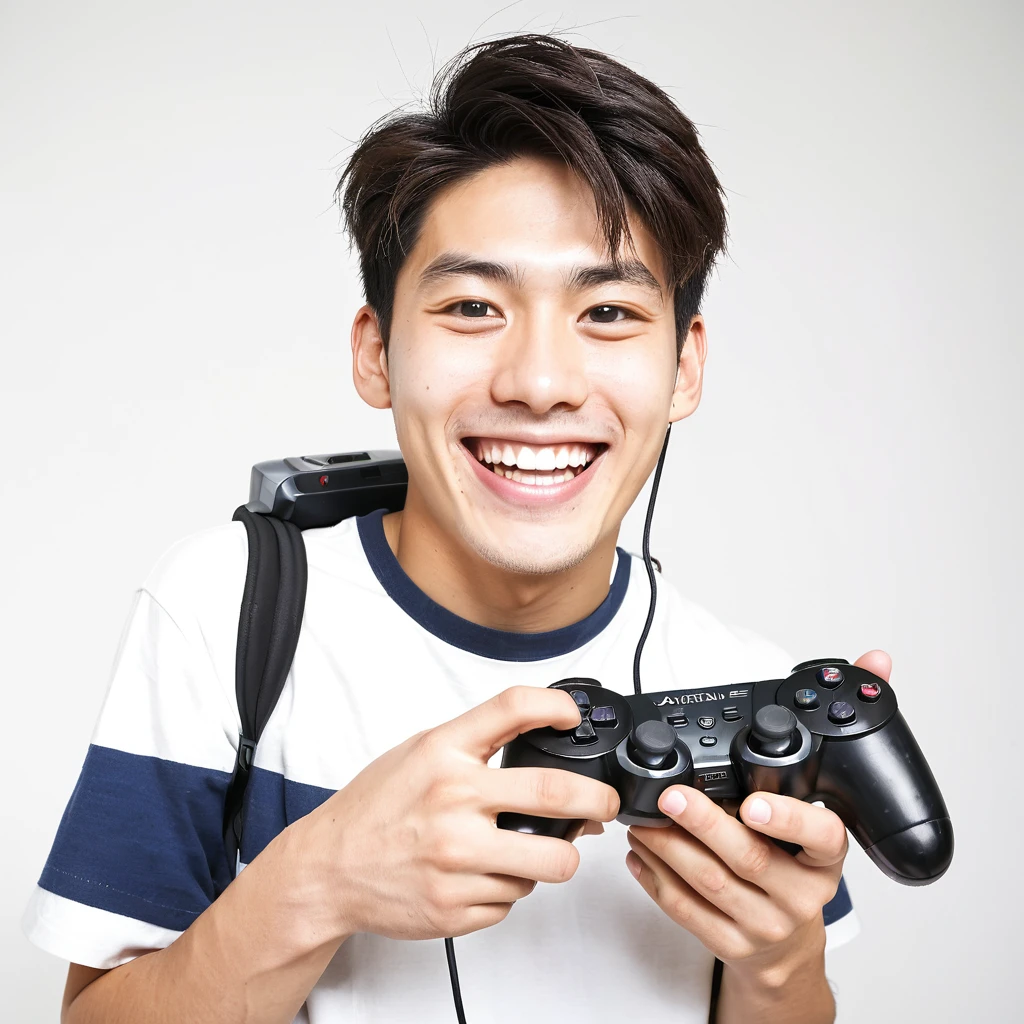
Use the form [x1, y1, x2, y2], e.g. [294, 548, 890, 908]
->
[139, 515, 369, 623]
[141, 520, 249, 616]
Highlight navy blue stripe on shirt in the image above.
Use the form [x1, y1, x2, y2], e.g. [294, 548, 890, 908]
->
[38, 745, 234, 932]
[357, 509, 632, 661]
[239, 766, 334, 864]
[823, 875, 853, 926]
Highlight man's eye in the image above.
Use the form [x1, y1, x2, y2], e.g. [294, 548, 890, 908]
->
[456, 301, 491, 318]
[587, 305, 629, 323]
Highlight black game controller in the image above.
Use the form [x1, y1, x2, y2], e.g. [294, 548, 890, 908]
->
[499, 660, 953, 885]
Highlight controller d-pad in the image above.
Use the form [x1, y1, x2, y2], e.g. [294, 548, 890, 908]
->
[590, 705, 617, 726]
[570, 690, 592, 712]
[571, 720, 598, 744]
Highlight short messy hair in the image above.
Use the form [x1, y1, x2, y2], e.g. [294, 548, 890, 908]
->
[338, 33, 728, 353]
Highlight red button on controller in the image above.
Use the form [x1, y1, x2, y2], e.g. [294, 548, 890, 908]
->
[858, 681, 882, 702]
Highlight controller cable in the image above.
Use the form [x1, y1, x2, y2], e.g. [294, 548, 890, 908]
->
[632, 424, 672, 696]
[444, 424, 673, 1021]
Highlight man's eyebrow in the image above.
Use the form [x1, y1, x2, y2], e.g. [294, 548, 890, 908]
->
[418, 252, 523, 288]
[566, 259, 664, 295]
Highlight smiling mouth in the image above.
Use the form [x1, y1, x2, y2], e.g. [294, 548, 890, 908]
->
[463, 437, 605, 487]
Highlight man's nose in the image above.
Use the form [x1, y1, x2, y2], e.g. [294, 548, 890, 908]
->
[489, 312, 588, 414]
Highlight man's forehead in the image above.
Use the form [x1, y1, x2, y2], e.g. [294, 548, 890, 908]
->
[400, 158, 672, 294]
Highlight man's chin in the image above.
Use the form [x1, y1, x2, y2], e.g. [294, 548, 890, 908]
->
[458, 527, 597, 578]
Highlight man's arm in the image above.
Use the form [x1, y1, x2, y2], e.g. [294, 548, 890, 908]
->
[62, 826, 349, 1024]
[716, 921, 833, 1024]
[60, 686, 619, 1024]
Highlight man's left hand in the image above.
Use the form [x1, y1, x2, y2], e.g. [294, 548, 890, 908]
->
[625, 650, 889, 983]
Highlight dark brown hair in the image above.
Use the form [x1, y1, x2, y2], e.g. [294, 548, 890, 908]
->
[337, 34, 727, 353]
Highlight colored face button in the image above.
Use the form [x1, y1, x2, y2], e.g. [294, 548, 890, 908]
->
[794, 688, 820, 710]
[699, 735, 718, 747]
[827, 700, 856, 725]
[697, 716, 715, 729]
[590, 705, 617, 726]
[858, 681, 882, 702]
[817, 667, 845, 688]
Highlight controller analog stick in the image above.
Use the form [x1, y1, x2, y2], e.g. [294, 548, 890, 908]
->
[749, 705, 801, 758]
[629, 720, 677, 769]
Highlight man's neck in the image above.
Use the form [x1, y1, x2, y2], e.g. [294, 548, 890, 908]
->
[381, 502, 618, 634]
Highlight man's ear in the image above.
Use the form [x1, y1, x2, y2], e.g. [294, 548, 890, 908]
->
[351, 305, 392, 410]
[669, 315, 707, 424]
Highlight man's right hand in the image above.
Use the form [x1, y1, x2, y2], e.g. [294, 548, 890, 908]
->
[283, 684, 620, 942]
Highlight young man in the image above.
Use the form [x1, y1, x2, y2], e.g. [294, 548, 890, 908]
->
[25, 34, 870, 1023]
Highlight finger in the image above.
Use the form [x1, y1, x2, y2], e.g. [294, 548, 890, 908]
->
[625, 838, 752, 961]
[853, 649, 891, 683]
[483, 828, 582, 885]
[652, 786, 789, 888]
[627, 828, 779, 932]
[447, 902, 517, 937]
[453, 873, 538, 906]
[739, 793, 848, 869]
[437, 686, 581, 760]
[486, 766, 619, 822]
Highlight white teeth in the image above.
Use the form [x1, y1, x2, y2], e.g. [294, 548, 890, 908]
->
[516, 446, 536, 470]
[534, 447, 556, 471]
[475, 439, 598, 478]
[487, 462, 580, 486]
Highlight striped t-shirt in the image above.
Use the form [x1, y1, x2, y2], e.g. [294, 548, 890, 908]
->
[25, 510, 858, 1022]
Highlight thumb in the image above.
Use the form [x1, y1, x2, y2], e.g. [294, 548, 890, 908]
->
[437, 685, 582, 761]
[853, 649, 892, 683]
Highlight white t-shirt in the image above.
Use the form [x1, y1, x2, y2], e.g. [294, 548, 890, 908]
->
[24, 510, 858, 1022]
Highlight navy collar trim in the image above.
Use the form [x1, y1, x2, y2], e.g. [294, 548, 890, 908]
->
[356, 509, 631, 662]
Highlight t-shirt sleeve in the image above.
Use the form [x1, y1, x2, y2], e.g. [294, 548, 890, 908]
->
[22, 526, 245, 969]
[823, 875, 859, 950]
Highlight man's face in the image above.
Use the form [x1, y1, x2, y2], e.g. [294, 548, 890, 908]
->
[358, 156, 701, 575]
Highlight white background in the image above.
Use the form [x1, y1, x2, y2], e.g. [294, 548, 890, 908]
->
[2, 0, 1021, 1019]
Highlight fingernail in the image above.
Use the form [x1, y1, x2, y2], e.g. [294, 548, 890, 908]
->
[661, 789, 687, 816]
[747, 797, 772, 824]
[626, 852, 642, 879]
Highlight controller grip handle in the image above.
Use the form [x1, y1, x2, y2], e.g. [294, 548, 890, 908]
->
[495, 811, 576, 840]
[816, 710, 953, 884]
[497, 738, 605, 841]
[865, 817, 954, 886]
